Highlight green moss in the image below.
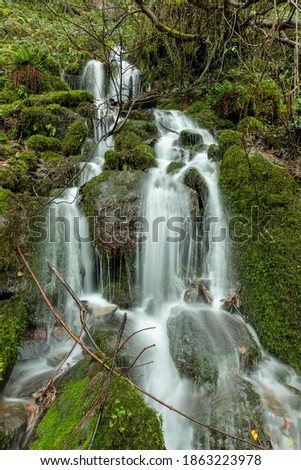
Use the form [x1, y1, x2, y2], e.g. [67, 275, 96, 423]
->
[20, 106, 55, 137]
[0, 129, 8, 144]
[19, 150, 38, 170]
[27, 90, 94, 108]
[40, 150, 62, 164]
[0, 297, 27, 381]
[62, 120, 88, 156]
[27, 134, 62, 152]
[0, 144, 16, 157]
[121, 119, 156, 140]
[0, 188, 12, 215]
[218, 130, 243, 155]
[207, 144, 222, 162]
[237, 116, 267, 134]
[219, 145, 301, 370]
[183, 167, 208, 201]
[166, 161, 185, 174]
[104, 144, 156, 171]
[0, 158, 30, 192]
[115, 130, 143, 151]
[30, 358, 164, 450]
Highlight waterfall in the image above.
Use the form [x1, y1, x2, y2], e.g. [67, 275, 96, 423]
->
[3, 52, 301, 451]
[133, 109, 301, 450]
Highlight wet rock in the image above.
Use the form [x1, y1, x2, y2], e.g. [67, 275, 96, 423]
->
[26, 330, 47, 341]
[184, 279, 213, 304]
[93, 304, 118, 319]
[183, 167, 208, 205]
[178, 129, 204, 151]
[18, 340, 51, 361]
[167, 308, 262, 386]
[0, 401, 28, 449]
[207, 144, 222, 162]
[50, 326, 70, 342]
[192, 376, 271, 450]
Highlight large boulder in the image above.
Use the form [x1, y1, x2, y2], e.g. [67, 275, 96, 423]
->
[178, 129, 204, 152]
[80, 170, 146, 255]
[167, 307, 261, 386]
[192, 376, 271, 450]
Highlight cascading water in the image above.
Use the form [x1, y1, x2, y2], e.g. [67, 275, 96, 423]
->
[2, 53, 301, 451]
[132, 109, 301, 450]
[2, 55, 142, 410]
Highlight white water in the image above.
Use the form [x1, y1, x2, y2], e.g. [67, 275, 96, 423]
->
[3, 57, 301, 451]
[132, 109, 301, 450]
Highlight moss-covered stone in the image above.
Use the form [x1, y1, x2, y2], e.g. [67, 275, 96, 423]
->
[237, 116, 267, 134]
[166, 161, 185, 174]
[27, 134, 62, 152]
[207, 144, 222, 162]
[27, 90, 94, 108]
[178, 129, 204, 151]
[62, 120, 88, 156]
[217, 130, 243, 155]
[193, 376, 270, 450]
[183, 167, 208, 204]
[121, 119, 157, 140]
[0, 297, 27, 382]
[29, 357, 164, 450]
[19, 151, 38, 170]
[167, 308, 261, 387]
[0, 130, 8, 144]
[115, 130, 143, 151]
[219, 145, 301, 370]
[104, 145, 155, 171]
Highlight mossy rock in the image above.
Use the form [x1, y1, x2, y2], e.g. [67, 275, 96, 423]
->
[29, 357, 164, 450]
[19, 151, 38, 170]
[166, 161, 185, 174]
[219, 145, 301, 370]
[207, 144, 222, 162]
[0, 144, 17, 158]
[237, 117, 267, 134]
[167, 308, 261, 387]
[62, 120, 88, 156]
[0, 297, 27, 382]
[80, 170, 146, 255]
[178, 129, 204, 151]
[0, 158, 30, 193]
[183, 167, 208, 204]
[217, 130, 243, 155]
[121, 119, 157, 140]
[115, 130, 143, 151]
[104, 145, 155, 171]
[0, 130, 8, 144]
[27, 135, 62, 152]
[193, 376, 270, 450]
[27, 90, 94, 108]
[20, 106, 56, 138]
[39, 150, 62, 165]
[0, 188, 13, 216]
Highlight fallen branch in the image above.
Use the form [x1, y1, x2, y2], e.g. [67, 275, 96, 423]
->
[17, 245, 267, 450]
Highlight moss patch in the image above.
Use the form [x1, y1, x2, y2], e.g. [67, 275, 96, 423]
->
[0, 297, 27, 381]
[219, 145, 301, 370]
[29, 358, 164, 450]
[62, 120, 88, 156]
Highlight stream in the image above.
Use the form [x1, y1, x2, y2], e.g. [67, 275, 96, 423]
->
[1, 52, 301, 451]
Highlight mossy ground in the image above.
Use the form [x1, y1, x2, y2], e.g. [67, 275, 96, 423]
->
[29, 357, 164, 450]
[219, 145, 301, 370]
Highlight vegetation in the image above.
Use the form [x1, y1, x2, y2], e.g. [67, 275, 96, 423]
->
[219, 145, 301, 370]
[29, 357, 164, 450]
[0, 0, 301, 451]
